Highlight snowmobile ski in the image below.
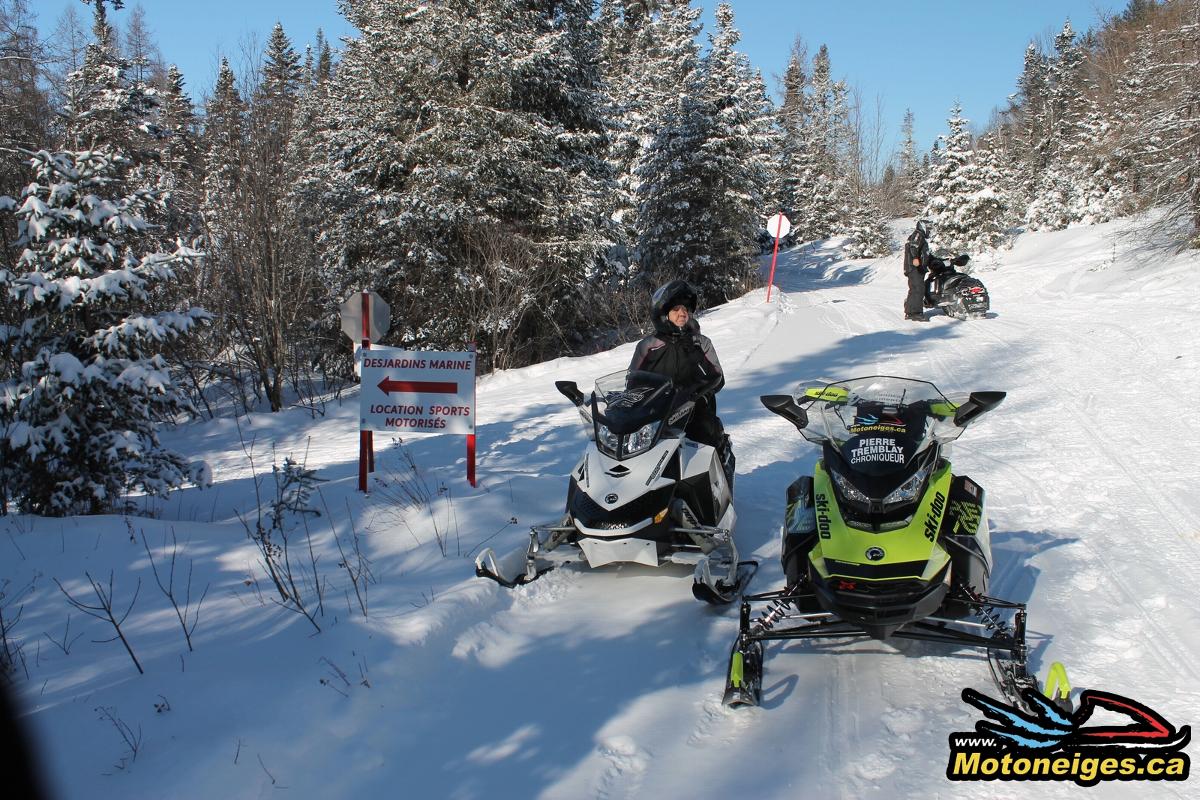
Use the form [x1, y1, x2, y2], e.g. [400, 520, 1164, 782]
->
[692, 559, 758, 605]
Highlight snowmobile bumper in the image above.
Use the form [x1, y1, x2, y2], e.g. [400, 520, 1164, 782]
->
[810, 573, 948, 639]
[577, 536, 658, 567]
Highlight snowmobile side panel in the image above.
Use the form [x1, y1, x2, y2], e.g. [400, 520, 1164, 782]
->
[782, 476, 818, 586]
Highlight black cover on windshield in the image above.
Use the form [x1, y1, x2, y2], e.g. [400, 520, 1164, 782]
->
[593, 370, 676, 434]
[837, 401, 930, 477]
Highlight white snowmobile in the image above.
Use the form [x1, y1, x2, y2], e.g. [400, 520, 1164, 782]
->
[475, 369, 754, 604]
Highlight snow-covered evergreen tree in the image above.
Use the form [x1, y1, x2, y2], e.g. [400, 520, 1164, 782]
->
[895, 109, 922, 214]
[772, 38, 807, 231]
[316, 0, 613, 368]
[0, 148, 210, 515]
[920, 103, 1009, 254]
[157, 65, 202, 246]
[785, 44, 844, 242]
[62, 0, 161, 165]
[1011, 41, 1050, 211]
[1122, 2, 1200, 244]
[839, 187, 893, 259]
[636, 2, 772, 305]
[1023, 21, 1126, 229]
[0, 0, 52, 198]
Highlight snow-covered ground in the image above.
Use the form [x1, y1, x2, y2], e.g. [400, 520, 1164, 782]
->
[5, 217, 1198, 799]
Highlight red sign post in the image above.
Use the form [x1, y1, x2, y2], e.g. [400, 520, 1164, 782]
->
[359, 291, 373, 493]
[765, 213, 791, 303]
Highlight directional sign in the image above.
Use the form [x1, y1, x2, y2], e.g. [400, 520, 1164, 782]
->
[360, 347, 476, 434]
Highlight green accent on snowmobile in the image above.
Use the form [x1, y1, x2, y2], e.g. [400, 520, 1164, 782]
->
[948, 500, 983, 537]
[802, 386, 849, 403]
[808, 462, 953, 581]
[1043, 661, 1071, 701]
[729, 651, 744, 688]
[929, 401, 958, 418]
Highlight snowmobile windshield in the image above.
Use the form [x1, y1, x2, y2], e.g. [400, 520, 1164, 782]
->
[590, 370, 677, 460]
[793, 376, 968, 477]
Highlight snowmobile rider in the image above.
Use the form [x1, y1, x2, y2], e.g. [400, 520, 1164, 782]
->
[629, 280, 734, 479]
[903, 219, 933, 321]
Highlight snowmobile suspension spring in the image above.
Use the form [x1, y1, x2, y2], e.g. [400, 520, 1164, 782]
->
[961, 584, 1007, 634]
[753, 597, 793, 634]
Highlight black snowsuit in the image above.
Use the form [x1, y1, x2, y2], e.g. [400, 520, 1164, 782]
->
[903, 226, 931, 318]
[628, 318, 726, 449]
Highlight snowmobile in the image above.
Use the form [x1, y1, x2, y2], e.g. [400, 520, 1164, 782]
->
[475, 369, 755, 604]
[723, 376, 1045, 708]
[925, 254, 990, 319]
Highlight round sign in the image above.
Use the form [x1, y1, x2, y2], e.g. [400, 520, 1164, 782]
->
[765, 213, 792, 240]
[339, 291, 391, 343]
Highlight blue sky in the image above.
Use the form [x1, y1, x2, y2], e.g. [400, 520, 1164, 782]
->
[37, 0, 1129, 159]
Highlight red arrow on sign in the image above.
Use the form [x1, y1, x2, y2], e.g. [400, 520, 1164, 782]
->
[378, 378, 458, 395]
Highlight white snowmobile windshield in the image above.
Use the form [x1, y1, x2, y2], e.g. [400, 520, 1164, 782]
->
[792, 376, 970, 455]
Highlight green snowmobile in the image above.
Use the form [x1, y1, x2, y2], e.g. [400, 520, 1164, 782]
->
[723, 376, 1051, 709]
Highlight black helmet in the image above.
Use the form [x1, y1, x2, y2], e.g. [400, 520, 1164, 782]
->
[651, 279, 698, 335]
[916, 218, 934, 238]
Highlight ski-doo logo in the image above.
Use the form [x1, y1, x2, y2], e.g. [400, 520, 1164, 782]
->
[815, 493, 832, 539]
[924, 491, 946, 542]
[947, 686, 1191, 787]
[865, 546, 885, 561]
[604, 493, 619, 504]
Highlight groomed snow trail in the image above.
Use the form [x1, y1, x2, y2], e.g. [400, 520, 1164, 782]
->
[12, 220, 1198, 800]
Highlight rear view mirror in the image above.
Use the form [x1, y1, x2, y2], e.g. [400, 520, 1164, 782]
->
[761, 394, 809, 431]
[555, 380, 585, 407]
[953, 391, 1005, 426]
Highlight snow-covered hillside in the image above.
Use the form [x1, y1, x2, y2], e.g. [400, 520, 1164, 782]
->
[5, 218, 1198, 799]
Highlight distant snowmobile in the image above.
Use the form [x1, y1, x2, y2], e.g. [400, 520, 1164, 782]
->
[925, 254, 991, 319]
[723, 376, 1055, 709]
[475, 369, 755, 604]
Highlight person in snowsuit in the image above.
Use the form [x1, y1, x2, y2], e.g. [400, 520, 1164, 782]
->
[903, 219, 933, 321]
[629, 280, 734, 482]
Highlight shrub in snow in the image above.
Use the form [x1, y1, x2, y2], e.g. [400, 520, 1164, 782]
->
[838, 189, 893, 259]
[0, 148, 211, 515]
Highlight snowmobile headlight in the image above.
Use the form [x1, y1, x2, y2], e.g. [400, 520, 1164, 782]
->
[830, 467, 869, 505]
[623, 421, 661, 456]
[596, 424, 620, 457]
[882, 465, 932, 506]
